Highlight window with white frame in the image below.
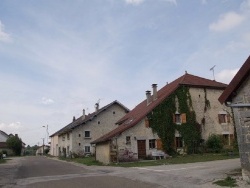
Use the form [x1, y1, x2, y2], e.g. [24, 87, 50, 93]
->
[149, 139, 156, 149]
[84, 131, 90, 138]
[84, 146, 90, 153]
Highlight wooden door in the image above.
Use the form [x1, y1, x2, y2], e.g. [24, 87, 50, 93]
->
[137, 140, 146, 159]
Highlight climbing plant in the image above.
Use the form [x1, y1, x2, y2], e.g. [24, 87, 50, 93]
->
[148, 86, 201, 155]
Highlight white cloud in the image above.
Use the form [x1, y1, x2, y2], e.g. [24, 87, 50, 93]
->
[0, 122, 22, 134]
[125, 0, 144, 5]
[209, 12, 244, 32]
[125, 0, 177, 5]
[162, 0, 177, 5]
[41, 97, 55, 105]
[0, 21, 12, 42]
[216, 68, 239, 84]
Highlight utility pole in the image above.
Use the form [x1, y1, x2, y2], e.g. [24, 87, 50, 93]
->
[42, 138, 45, 155]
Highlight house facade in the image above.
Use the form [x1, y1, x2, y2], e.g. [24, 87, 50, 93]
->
[49, 100, 129, 157]
[0, 131, 25, 156]
[219, 56, 250, 181]
[49, 135, 59, 156]
[92, 73, 234, 164]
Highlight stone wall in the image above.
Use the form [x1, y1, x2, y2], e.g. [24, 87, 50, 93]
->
[189, 87, 234, 141]
[231, 74, 250, 181]
[71, 103, 128, 155]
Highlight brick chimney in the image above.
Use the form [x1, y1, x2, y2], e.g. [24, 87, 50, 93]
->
[146, 90, 151, 105]
[152, 84, 157, 101]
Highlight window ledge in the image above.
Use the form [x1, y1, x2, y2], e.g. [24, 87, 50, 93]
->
[84, 137, 92, 139]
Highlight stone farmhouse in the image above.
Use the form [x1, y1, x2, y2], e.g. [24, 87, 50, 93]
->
[92, 72, 234, 164]
[49, 100, 129, 157]
[219, 56, 250, 181]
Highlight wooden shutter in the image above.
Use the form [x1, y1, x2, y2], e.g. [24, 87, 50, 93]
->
[218, 114, 222, 124]
[181, 113, 186, 123]
[227, 114, 231, 123]
[156, 139, 163, 150]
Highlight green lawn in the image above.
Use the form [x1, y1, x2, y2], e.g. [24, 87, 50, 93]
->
[59, 153, 239, 167]
[0, 159, 6, 164]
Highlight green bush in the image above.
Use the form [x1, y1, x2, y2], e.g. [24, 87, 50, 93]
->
[206, 134, 223, 153]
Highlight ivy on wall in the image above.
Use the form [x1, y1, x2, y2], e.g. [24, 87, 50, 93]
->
[148, 86, 201, 155]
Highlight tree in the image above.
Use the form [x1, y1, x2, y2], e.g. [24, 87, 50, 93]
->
[6, 135, 23, 156]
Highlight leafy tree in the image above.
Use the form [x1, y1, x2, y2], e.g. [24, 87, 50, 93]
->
[206, 134, 223, 153]
[6, 135, 23, 156]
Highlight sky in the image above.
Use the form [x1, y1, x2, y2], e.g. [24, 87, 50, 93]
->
[0, 0, 249, 146]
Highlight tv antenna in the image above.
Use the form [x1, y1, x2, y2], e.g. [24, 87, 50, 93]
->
[210, 65, 216, 80]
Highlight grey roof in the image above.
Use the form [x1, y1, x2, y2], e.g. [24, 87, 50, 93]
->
[50, 100, 129, 137]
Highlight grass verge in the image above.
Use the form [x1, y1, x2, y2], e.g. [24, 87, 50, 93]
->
[58, 153, 239, 167]
[213, 176, 238, 187]
[0, 159, 6, 164]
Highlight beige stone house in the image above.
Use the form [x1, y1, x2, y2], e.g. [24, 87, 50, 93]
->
[49, 100, 129, 157]
[49, 135, 59, 156]
[219, 56, 250, 181]
[92, 72, 234, 164]
[0, 131, 25, 156]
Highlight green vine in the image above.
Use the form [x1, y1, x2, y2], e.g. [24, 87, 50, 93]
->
[148, 86, 201, 155]
[204, 88, 210, 112]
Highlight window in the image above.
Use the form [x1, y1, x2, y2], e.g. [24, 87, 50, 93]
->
[98, 121, 100, 124]
[84, 131, 90, 138]
[113, 111, 116, 114]
[79, 134, 81, 137]
[62, 136, 65, 141]
[67, 133, 70, 140]
[176, 137, 183, 148]
[218, 113, 230, 124]
[149, 139, 156, 149]
[85, 146, 90, 153]
[173, 113, 186, 124]
[126, 136, 131, 144]
[79, 143, 81, 146]
[175, 114, 181, 124]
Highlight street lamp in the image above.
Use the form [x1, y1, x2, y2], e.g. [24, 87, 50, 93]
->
[42, 125, 49, 145]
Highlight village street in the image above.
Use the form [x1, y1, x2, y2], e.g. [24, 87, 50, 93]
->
[0, 156, 246, 188]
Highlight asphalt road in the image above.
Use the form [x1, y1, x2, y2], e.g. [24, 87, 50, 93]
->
[0, 156, 247, 188]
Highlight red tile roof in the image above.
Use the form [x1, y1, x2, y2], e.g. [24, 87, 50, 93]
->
[219, 56, 250, 104]
[91, 73, 227, 144]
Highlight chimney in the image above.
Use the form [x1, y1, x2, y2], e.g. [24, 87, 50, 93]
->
[146, 90, 151, 105]
[95, 103, 99, 112]
[152, 84, 158, 100]
[73, 116, 76, 122]
[82, 109, 85, 120]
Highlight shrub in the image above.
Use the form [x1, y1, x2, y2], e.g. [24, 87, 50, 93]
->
[206, 134, 223, 153]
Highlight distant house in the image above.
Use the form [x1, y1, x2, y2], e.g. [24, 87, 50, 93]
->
[92, 72, 234, 164]
[0, 131, 25, 156]
[49, 100, 129, 157]
[219, 56, 250, 181]
[36, 145, 50, 156]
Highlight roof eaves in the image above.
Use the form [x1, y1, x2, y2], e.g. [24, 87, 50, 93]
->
[219, 56, 250, 104]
